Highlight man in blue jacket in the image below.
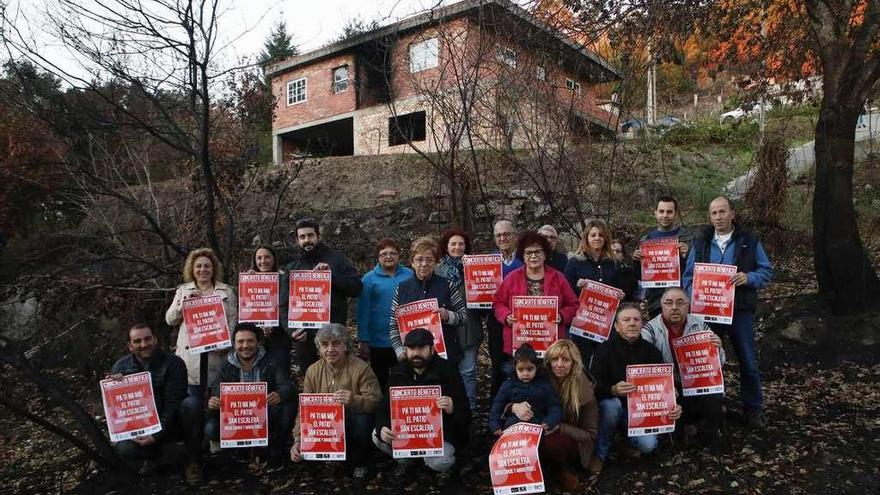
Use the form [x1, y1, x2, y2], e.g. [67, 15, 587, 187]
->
[356, 238, 414, 391]
[683, 197, 773, 429]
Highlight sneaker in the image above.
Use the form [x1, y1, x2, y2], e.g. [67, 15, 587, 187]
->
[587, 455, 603, 475]
[184, 462, 203, 484]
[745, 410, 766, 430]
[266, 456, 285, 474]
[351, 467, 368, 494]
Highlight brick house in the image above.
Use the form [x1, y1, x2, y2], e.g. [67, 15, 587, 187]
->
[265, 0, 620, 162]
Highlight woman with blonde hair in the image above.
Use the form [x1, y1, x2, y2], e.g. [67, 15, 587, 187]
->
[508, 339, 598, 488]
[564, 219, 637, 367]
[166, 247, 237, 397]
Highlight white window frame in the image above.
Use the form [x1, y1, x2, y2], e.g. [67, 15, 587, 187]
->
[497, 46, 517, 68]
[565, 78, 581, 95]
[536, 65, 546, 81]
[409, 38, 439, 73]
[287, 77, 307, 105]
[332, 66, 349, 93]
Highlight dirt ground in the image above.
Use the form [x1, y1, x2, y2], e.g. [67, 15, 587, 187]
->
[1, 296, 878, 495]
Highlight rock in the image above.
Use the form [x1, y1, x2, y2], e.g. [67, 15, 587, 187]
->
[780, 320, 818, 346]
[508, 189, 529, 199]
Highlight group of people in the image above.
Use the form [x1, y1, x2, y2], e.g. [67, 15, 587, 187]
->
[106, 195, 774, 492]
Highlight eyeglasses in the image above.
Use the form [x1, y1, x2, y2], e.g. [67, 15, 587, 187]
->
[523, 249, 545, 258]
[661, 300, 689, 307]
[412, 257, 436, 265]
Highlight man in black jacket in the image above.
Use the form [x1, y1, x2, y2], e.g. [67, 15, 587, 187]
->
[206, 323, 297, 471]
[282, 218, 363, 371]
[589, 304, 681, 473]
[109, 323, 204, 482]
[372, 329, 471, 480]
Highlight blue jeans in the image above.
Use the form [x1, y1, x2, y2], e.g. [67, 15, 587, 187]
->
[458, 344, 479, 410]
[711, 310, 763, 413]
[595, 398, 658, 460]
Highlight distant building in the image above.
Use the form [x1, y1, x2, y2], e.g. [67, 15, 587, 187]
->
[265, 0, 620, 161]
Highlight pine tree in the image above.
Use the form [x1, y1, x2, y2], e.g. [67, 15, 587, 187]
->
[259, 20, 298, 65]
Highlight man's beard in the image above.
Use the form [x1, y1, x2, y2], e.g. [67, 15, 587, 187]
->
[410, 356, 426, 368]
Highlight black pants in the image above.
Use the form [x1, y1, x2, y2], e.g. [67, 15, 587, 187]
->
[115, 395, 204, 464]
[265, 328, 292, 375]
[572, 334, 597, 373]
[369, 346, 398, 393]
[681, 393, 724, 431]
[205, 401, 296, 461]
[292, 328, 319, 375]
[486, 313, 509, 399]
[346, 411, 374, 468]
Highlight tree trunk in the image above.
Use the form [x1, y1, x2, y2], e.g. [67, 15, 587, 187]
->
[812, 99, 880, 315]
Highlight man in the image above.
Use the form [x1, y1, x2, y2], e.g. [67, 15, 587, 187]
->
[488, 220, 523, 397]
[373, 329, 471, 485]
[632, 196, 695, 318]
[589, 304, 682, 474]
[109, 323, 204, 482]
[538, 224, 568, 272]
[290, 323, 381, 492]
[641, 288, 725, 444]
[684, 196, 773, 429]
[356, 238, 414, 391]
[282, 218, 363, 371]
[206, 323, 297, 471]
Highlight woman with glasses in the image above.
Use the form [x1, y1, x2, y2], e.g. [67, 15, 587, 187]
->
[493, 231, 579, 366]
[356, 238, 414, 391]
[388, 236, 467, 365]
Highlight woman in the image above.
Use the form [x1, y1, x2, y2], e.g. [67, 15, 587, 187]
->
[544, 340, 600, 483]
[434, 228, 483, 410]
[166, 247, 237, 396]
[388, 236, 466, 364]
[493, 231, 579, 362]
[247, 245, 290, 373]
[564, 220, 637, 367]
[356, 238, 414, 391]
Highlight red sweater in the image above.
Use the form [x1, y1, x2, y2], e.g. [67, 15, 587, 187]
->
[493, 266, 580, 355]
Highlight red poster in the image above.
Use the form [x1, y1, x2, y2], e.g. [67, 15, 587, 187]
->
[463, 254, 503, 309]
[238, 273, 280, 326]
[626, 364, 677, 437]
[690, 263, 737, 324]
[672, 332, 725, 396]
[511, 296, 559, 358]
[182, 295, 232, 354]
[489, 422, 545, 495]
[220, 382, 268, 448]
[100, 371, 162, 442]
[390, 385, 444, 458]
[288, 271, 332, 329]
[299, 393, 346, 461]
[640, 237, 682, 288]
[396, 298, 447, 359]
[569, 281, 625, 343]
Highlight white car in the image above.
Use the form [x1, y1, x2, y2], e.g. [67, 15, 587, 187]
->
[719, 102, 772, 124]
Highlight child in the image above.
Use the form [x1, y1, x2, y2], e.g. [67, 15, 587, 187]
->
[489, 343, 562, 435]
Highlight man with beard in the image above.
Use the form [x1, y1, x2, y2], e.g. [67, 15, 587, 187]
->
[282, 218, 363, 371]
[108, 323, 204, 482]
[372, 328, 471, 487]
[205, 323, 297, 472]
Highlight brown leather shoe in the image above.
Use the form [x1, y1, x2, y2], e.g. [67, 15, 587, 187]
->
[558, 468, 579, 491]
[184, 462, 203, 484]
[587, 455, 603, 475]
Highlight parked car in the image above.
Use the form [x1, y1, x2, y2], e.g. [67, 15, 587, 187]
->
[655, 116, 684, 132]
[719, 102, 772, 124]
[620, 118, 644, 133]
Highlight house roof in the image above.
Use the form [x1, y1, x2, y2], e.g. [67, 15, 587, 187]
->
[265, 0, 619, 82]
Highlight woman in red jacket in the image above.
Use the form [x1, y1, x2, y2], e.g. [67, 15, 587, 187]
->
[493, 231, 579, 363]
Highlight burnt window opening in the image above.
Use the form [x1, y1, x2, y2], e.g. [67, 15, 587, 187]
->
[388, 111, 426, 146]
